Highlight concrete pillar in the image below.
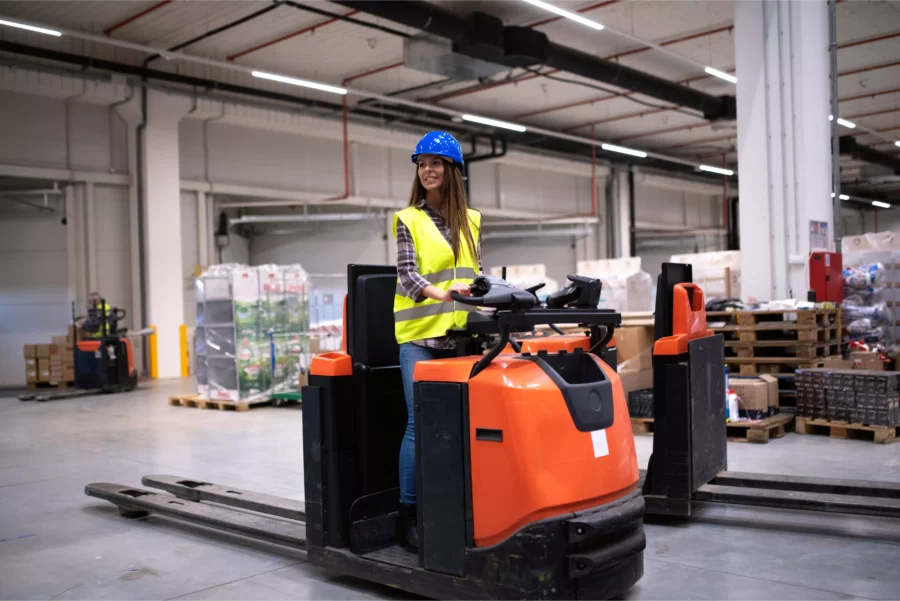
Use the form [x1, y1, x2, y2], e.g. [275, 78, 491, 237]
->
[612, 166, 632, 258]
[735, 0, 832, 301]
[85, 182, 97, 294]
[143, 89, 192, 378]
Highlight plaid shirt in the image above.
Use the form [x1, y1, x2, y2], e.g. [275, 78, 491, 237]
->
[396, 200, 483, 349]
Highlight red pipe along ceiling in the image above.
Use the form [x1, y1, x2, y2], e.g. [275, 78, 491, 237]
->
[526, 0, 620, 28]
[601, 95, 900, 146]
[532, 70, 723, 126]
[227, 10, 360, 61]
[104, 0, 172, 36]
[323, 62, 405, 203]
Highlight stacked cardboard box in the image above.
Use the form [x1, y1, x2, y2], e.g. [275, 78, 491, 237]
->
[24, 344, 37, 383]
[23, 329, 77, 386]
[49, 335, 75, 384]
[796, 368, 900, 426]
[730, 375, 780, 420]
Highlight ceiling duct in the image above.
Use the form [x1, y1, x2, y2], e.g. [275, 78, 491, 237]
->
[404, 35, 507, 81]
[840, 136, 900, 175]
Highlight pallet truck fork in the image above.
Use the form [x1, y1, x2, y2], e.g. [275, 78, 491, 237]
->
[86, 265, 646, 599]
[643, 263, 900, 521]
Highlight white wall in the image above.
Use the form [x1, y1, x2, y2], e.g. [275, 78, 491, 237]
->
[0, 201, 69, 386]
[250, 219, 389, 274]
[634, 183, 724, 278]
[93, 184, 132, 323]
[0, 91, 129, 173]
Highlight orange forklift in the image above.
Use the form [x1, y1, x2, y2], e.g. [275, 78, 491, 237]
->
[86, 265, 646, 599]
[19, 299, 137, 402]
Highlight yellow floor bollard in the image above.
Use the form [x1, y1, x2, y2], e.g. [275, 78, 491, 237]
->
[179, 324, 189, 377]
[148, 325, 158, 379]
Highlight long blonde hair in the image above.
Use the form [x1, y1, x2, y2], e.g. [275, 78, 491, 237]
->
[408, 159, 476, 260]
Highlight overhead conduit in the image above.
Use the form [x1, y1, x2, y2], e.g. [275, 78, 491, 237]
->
[332, 0, 735, 121]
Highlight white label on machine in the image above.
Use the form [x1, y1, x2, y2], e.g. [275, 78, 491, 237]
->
[591, 429, 609, 458]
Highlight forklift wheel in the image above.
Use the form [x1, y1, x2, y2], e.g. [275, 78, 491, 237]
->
[272, 398, 282, 407]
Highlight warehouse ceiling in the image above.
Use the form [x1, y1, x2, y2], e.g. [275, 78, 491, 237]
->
[0, 0, 898, 191]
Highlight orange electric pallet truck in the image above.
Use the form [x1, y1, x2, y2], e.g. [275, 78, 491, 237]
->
[85, 265, 646, 599]
[19, 299, 137, 402]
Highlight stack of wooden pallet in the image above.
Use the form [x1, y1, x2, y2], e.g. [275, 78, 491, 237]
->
[707, 307, 841, 376]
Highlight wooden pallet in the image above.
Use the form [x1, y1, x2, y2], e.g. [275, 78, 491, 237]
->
[794, 416, 899, 444]
[724, 356, 834, 375]
[168, 394, 262, 412]
[726, 413, 794, 443]
[27, 381, 74, 390]
[708, 309, 841, 345]
[629, 413, 793, 443]
[726, 340, 841, 359]
[707, 308, 840, 328]
[630, 417, 655, 435]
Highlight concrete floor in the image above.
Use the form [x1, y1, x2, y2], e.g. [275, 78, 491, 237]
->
[1, 380, 899, 601]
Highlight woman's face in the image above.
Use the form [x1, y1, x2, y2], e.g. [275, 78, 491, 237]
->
[417, 154, 445, 191]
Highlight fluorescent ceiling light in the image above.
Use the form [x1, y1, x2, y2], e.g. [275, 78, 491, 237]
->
[704, 67, 736, 84]
[699, 165, 734, 176]
[828, 115, 856, 129]
[831, 193, 850, 200]
[461, 114, 527, 132]
[0, 18, 61, 36]
[601, 143, 647, 158]
[520, 0, 604, 30]
[873, 201, 891, 209]
[895, 141, 900, 148]
[251, 71, 347, 95]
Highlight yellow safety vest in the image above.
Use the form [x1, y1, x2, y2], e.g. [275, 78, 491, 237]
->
[393, 206, 481, 344]
[90, 302, 111, 339]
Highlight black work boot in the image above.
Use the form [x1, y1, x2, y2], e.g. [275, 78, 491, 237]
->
[396, 503, 419, 553]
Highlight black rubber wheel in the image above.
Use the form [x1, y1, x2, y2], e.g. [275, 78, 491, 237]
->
[118, 508, 150, 519]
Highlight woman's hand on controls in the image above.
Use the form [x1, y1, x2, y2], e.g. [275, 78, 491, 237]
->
[445, 282, 471, 302]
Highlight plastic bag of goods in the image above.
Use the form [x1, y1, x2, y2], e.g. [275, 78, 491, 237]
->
[843, 262, 885, 291]
[843, 301, 892, 325]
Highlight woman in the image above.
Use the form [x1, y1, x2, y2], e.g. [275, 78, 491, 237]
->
[392, 131, 482, 553]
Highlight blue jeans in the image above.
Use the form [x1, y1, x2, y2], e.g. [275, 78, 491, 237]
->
[398, 342, 457, 505]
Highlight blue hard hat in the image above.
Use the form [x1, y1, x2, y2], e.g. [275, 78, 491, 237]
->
[411, 131, 464, 167]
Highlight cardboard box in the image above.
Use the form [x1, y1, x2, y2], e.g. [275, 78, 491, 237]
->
[823, 354, 883, 371]
[26, 367, 37, 382]
[618, 348, 653, 397]
[52, 335, 68, 345]
[25, 358, 37, 368]
[614, 326, 655, 366]
[851, 351, 883, 371]
[37, 358, 51, 382]
[36, 344, 51, 358]
[24, 344, 37, 359]
[731, 374, 779, 419]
